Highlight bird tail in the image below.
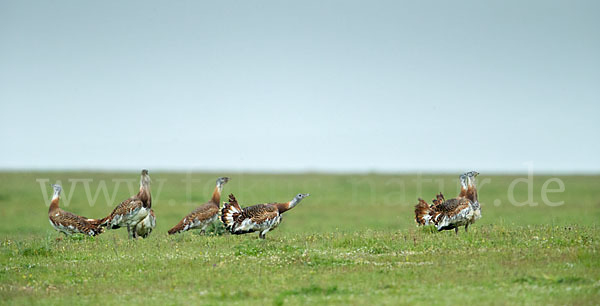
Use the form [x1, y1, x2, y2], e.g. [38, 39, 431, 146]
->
[220, 194, 242, 231]
[432, 193, 445, 206]
[82, 220, 105, 236]
[90, 223, 105, 236]
[168, 219, 186, 235]
[97, 215, 121, 230]
[97, 216, 110, 227]
[86, 217, 105, 227]
[414, 198, 434, 226]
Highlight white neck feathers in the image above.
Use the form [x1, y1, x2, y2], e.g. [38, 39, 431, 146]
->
[289, 198, 300, 209]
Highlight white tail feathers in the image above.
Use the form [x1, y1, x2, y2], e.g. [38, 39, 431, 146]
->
[414, 198, 433, 226]
[220, 194, 241, 229]
[221, 203, 240, 229]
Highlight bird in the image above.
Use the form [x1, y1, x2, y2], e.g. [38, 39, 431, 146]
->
[414, 171, 480, 234]
[47, 184, 104, 236]
[168, 177, 230, 235]
[99, 169, 152, 239]
[221, 193, 310, 239]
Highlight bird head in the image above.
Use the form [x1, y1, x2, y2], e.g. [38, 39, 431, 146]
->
[467, 171, 479, 177]
[295, 193, 310, 201]
[140, 169, 151, 185]
[217, 177, 230, 186]
[51, 184, 62, 199]
[51, 184, 62, 194]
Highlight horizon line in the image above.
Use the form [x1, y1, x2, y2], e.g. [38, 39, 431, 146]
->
[1, 167, 598, 176]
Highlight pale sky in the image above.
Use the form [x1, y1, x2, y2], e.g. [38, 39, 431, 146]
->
[1, 1, 599, 173]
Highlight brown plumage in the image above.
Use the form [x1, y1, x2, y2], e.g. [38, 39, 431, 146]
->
[168, 177, 229, 235]
[99, 169, 152, 239]
[414, 172, 481, 234]
[465, 172, 478, 203]
[414, 198, 431, 226]
[48, 185, 104, 236]
[221, 193, 310, 239]
[431, 193, 445, 207]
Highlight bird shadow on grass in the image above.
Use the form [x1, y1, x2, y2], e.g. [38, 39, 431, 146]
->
[193, 222, 227, 236]
[419, 225, 437, 234]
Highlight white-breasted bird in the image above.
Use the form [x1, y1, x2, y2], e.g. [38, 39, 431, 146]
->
[48, 184, 104, 236]
[99, 169, 152, 238]
[221, 193, 310, 239]
[414, 171, 481, 234]
[168, 177, 230, 235]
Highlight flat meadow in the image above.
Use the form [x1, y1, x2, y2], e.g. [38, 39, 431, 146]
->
[0, 172, 599, 305]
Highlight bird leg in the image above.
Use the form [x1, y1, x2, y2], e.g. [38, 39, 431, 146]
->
[127, 225, 132, 239]
[454, 227, 459, 235]
[465, 224, 469, 232]
[259, 229, 270, 239]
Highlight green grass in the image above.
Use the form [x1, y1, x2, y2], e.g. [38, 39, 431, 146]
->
[0, 172, 599, 305]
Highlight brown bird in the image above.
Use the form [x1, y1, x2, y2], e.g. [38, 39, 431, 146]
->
[168, 177, 230, 235]
[99, 169, 152, 239]
[48, 184, 104, 236]
[414, 171, 481, 234]
[221, 193, 310, 239]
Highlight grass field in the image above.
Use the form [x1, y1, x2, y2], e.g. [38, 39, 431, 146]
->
[0, 171, 599, 305]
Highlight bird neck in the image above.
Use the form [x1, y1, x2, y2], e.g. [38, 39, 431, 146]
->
[210, 184, 223, 206]
[49, 192, 60, 213]
[278, 198, 301, 213]
[466, 179, 478, 202]
[459, 177, 468, 197]
[276, 202, 292, 214]
[470, 187, 478, 202]
[138, 178, 151, 208]
[289, 197, 301, 209]
[459, 186, 467, 198]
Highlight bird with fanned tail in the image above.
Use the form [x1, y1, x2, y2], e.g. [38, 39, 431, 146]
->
[168, 177, 230, 235]
[414, 171, 481, 234]
[99, 169, 153, 238]
[48, 184, 104, 236]
[221, 193, 310, 239]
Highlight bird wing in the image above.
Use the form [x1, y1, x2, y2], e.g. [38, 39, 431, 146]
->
[113, 198, 142, 216]
[50, 209, 104, 236]
[168, 203, 219, 234]
[229, 204, 279, 233]
[102, 197, 144, 226]
[434, 197, 473, 230]
[189, 203, 219, 222]
[244, 204, 279, 224]
[436, 197, 471, 214]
